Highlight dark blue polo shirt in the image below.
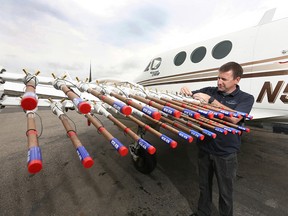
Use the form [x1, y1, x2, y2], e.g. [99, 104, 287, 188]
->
[192, 85, 254, 156]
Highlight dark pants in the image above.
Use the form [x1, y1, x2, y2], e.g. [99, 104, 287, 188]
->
[197, 150, 238, 216]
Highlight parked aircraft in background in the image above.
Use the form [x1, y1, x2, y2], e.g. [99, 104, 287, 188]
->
[135, 8, 288, 120]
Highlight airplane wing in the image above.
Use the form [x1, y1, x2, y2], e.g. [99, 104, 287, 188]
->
[250, 108, 288, 120]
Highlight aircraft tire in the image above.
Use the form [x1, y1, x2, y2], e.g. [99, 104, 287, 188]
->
[132, 145, 157, 174]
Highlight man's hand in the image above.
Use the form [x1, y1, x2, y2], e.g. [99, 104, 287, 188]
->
[180, 86, 192, 96]
[193, 93, 211, 104]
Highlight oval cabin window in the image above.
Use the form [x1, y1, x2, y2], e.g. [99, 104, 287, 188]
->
[212, 40, 232, 59]
[191, 46, 206, 63]
[174, 51, 187, 66]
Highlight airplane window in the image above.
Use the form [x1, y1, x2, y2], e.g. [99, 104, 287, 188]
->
[212, 40, 232, 59]
[151, 57, 162, 70]
[191, 46, 206, 63]
[174, 51, 187, 66]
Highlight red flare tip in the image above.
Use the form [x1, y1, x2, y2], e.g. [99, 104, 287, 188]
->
[28, 160, 42, 174]
[152, 112, 161, 120]
[199, 135, 205, 140]
[245, 128, 250, 133]
[82, 157, 94, 168]
[212, 133, 217, 139]
[170, 140, 178, 149]
[188, 136, 193, 143]
[223, 130, 228, 135]
[78, 102, 91, 114]
[238, 131, 242, 135]
[194, 113, 200, 119]
[118, 146, 129, 156]
[218, 113, 224, 119]
[173, 110, 182, 118]
[207, 112, 214, 119]
[21, 97, 38, 110]
[148, 146, 156, 155]
[121, 105, 132, 115]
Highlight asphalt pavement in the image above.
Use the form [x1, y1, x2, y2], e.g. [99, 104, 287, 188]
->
[0, 108, 287, 216]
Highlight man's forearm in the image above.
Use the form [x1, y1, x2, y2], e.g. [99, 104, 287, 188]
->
[209, 99, 243, 124]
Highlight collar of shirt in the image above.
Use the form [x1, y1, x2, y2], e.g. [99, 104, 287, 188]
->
[217, 85, 240, 97]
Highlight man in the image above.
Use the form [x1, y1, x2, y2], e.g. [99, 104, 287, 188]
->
[180, 62, 254, 216]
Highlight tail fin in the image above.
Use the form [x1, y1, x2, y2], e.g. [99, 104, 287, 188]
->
[258, 8, 276, 25]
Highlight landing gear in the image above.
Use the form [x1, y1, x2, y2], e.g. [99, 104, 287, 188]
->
[130, 142, 157, 174]
[130, 126, 157, 174]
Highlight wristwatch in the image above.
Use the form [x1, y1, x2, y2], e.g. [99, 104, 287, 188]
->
[208, 96, 215, 104]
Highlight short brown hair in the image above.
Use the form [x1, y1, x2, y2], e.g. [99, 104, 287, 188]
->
[219, 62, 243, 79]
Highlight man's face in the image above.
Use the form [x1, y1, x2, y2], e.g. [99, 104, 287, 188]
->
[217, 70, 240, 93]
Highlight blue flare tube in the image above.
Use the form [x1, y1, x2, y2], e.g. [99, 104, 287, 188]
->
[214, 127, 227, 134]
[202, 129, 217, 138]
[137, 139, 156, 155]
[160, 134, 177, 148]
[178, 131, 193, 143]
[182, 109, 200, 119]
[162, 106, 180, 117]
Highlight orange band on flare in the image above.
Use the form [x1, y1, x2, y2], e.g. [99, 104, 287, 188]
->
[67, 130, 77, 137]
[26, 129, 38, 136]
[98, 126, 105, 133]
[124, 127, 131, 133]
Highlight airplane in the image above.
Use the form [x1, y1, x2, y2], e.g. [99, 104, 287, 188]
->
[0, 9, 286, 176]
[135, 8, 288, 120]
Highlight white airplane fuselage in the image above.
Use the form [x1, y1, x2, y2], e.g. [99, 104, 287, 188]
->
[135, 15, 288, 120]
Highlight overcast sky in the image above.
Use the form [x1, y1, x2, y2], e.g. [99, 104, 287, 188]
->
[1, 0, 288, 81]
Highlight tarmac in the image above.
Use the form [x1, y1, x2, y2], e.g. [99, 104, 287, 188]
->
[0, 108, 287, 216]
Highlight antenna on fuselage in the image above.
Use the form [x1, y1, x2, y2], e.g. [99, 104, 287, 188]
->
[258, 8, 276, 25]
